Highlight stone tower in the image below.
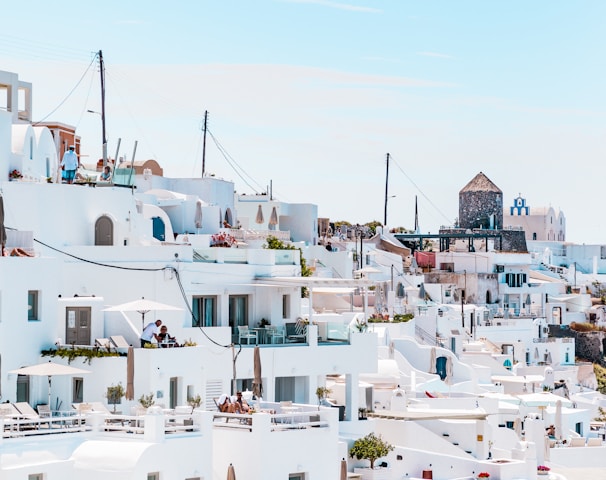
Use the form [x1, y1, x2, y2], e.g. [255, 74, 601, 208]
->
[459, 172, 503, 230]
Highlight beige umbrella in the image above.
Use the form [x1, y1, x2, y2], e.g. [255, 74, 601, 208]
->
[268, 206, 278, 228]
[10, 360, 90, 407]
[126, 346, 135, 401]
[445, 356, 454, 385]
[252, 346, 262, 399]
[195, 200, 203, 229]
[429, 347, 436, 374]
[227, 463, 236, 480]
[103, 297, 183, 329]
[255, 205, 264, 224]
[0, 194, 6, 254]
[340, 458, 347, 480]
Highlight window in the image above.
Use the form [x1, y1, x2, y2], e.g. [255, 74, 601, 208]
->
[505, 273, 526, 288]
[289, 474, 306, 480]
[16, 375, 29, 402]
[28, 474, 44, 480]
[73, 377, 84, 403]
[192, 295, 217, 327]
[282, 294, 290, 319]
[28, 290, 39, 321]
[147, 473, 159, 480]
[229, 295, 248, 330]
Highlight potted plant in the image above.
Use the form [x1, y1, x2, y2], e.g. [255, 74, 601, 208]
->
[350, 432, 394, 480]
[106, 383, 125, 413]
[477, 472, 490, 479]
[315, 386, 332, 410]
[138, 392, 155, 409]
[537, 465, 550, 476]
[187, 394, 202, 413]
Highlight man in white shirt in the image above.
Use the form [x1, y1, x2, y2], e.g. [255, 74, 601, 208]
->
[60, 145, 81, 184]
[140, 319, 162, 347]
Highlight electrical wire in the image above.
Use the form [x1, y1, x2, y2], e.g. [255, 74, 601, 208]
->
[207, 129, 264, 193]
[33, 235, 237, 351]
[390, 154, 452, 225]
[33, 53, 99, 126]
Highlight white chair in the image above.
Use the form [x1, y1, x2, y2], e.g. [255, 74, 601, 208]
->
[268, 325, 285, 344]
[238, 325, 257, 345]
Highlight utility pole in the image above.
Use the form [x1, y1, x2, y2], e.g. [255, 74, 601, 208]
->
[383, 153, 390, 226]
[202, 110, 208, 178]
[99, 50, 108, 168]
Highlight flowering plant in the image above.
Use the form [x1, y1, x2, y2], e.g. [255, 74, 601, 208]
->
[210, 232, 237, 247]
[9, 169, 23, 179]
[354, 317, 368, 332]
[477, 473, 490, 478]
[537, 465, 550, 472]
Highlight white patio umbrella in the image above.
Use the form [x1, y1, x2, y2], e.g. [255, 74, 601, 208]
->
[428, 347, 436, 374]
[10, 360, 90, 408]
[103, 297, 183, 329]
[554, 399, 562, 440]
[194, 200, 203, 229]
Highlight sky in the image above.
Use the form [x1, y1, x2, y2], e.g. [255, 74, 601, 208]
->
[2, 1, 605, 243]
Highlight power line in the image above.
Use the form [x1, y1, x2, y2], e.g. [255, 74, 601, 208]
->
[33, 53, 99, 125]
[207, 129, 264, 193]
[389, 154, 452, 225]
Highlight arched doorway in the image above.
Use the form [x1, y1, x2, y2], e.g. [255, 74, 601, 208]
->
[95, 216, 114, 245]
[152, 217, 166, 241]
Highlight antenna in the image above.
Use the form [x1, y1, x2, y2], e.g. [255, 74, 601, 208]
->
[383, 153, 390, 226]
[202, 110, 208, 178]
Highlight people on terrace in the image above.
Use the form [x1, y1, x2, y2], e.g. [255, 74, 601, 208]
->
[140, 319, 162, 347]
[218, 393, 238, 413]
[60, 145, 81, 184]
[235, 391, 250, 413]
[157, 325, 178, 347]
[99, 165, 112, 182]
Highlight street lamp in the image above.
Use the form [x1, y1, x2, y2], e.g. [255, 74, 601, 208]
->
[384, 195, 396, 228]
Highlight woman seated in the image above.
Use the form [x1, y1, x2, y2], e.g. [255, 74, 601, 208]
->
[98, 166, 112, 182]
[218, 394, 238, 413]
[157, 325, 177, 347]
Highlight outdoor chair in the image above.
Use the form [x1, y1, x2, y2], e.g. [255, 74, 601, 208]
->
[285, 323, 306, 343]
[268, 325, 285, 344]
[238, 325, 257, 345]
[37, 404, 52, 418]
[110, 335, 131, 349]
[95, 338, 112, 349]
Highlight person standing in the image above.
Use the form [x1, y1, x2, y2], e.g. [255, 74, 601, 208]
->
[140, 319, 162, 347]
[61, 145, 81, 184]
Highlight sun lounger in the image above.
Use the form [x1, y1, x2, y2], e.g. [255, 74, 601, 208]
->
[570, 437, 585, 447]
[110, 335, 131, 349]
[95, 338, 112, 349]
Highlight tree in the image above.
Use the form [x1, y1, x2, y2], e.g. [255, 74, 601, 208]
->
[349, 432, 394, 469]
[106, 383, 125, 413]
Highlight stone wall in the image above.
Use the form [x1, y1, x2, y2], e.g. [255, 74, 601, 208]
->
[549, 326, 606, 366]
[459, 190, 503, 230]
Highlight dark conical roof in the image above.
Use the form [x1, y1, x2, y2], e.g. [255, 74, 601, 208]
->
[459, 172, 502, 194]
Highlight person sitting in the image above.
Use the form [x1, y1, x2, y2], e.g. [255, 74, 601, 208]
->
[99, 165, 112, 182]
[218, 394, 238, 413]
[235, 391, 250, 413]
[157, 325, 177, 347]
[546, 425, 555, 438]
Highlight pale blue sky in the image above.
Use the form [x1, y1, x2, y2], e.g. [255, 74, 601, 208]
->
[2, 1, 605, 243]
